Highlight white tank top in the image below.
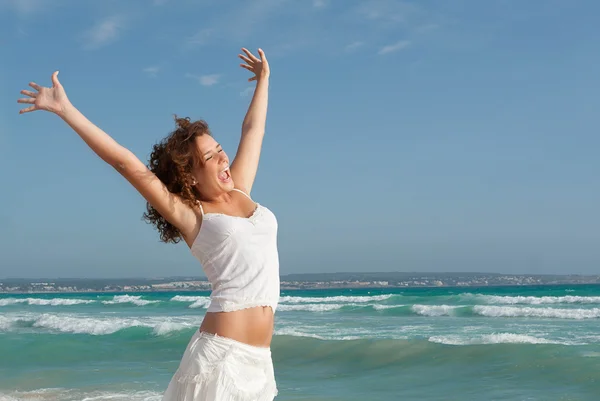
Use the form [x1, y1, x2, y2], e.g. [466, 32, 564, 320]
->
[191, 189, 280, 313]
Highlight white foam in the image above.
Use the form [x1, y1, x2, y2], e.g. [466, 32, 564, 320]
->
[275, 327, 327, 339]
[189, 299, 211, 309]
[429, 332, 570, 345]
[0, 388, 162, 401]
[0, 312, 200, 336]
[274, 327, 361, 341]
[412, 304, 463, 316]
[372, 304, 405, 310]
[466, 294, 600, 305]
[33, 314, 144, 335]
[0, 298, 26, 306]
[277, 303, 346, 312]
[0, 387, 75, 401]
[101, 295, 160, 306]
[473, 305, 600, 319]
[81, 391, 162, 401]
[170, 295, 209, 303]
[279, 294, 393, 304]
[397, 325, 434, 332]
[0, 315, 14, 331]
[0, 298, 95, 306]
[152, 321, 195, 336]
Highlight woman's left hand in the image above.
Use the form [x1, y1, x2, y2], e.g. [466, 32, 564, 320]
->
[239, 48, 270, 82]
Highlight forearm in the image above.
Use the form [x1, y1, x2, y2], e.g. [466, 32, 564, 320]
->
[58, 103, 129, 167]
[241, 78, 269, 136]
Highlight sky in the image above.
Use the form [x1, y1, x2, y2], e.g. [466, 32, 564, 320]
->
[0, 0, 599, 278]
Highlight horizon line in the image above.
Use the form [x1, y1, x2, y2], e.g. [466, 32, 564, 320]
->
[2, 271, 599, 281]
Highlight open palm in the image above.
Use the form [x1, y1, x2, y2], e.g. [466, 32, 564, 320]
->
[18, 71, 70, 115]
[238, 48, 270, 82]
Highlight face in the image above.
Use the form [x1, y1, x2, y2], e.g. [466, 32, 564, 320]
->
[192, 135, 233, 197]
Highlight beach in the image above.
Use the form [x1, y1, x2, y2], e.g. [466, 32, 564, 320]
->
[1, 284, 599, 400]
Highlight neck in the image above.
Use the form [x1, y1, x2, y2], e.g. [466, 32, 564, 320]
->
[199, 189, 233, 205]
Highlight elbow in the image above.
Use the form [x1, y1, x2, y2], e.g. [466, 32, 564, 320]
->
[112, 160, 127, 173]
[108, 149, 135, 173]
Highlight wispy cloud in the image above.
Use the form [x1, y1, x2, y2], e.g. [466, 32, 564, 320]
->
[200, 74, 221, 86]
[182, 0, 291, 48]
[185, 28, 213, 47]
[240, 87, 254, 97]
[353, 0, 417, 24]
[186, 73, 221, 87]
[175, 0, 437, 61]
[143, 66, 160, 78]
[378, 40, 411, 55]
[1, 0, 45, 15]
[345, 41, 365, 52]
[416, 23, 440, 34]
[82, 16, 125, 50]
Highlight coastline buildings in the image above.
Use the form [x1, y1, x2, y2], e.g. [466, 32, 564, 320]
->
[1, 273, 599, 294]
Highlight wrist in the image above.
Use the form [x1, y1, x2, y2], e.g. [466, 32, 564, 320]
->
[56, 101, 75, 120]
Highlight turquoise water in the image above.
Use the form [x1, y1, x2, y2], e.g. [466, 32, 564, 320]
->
[1, 285, 600, 400]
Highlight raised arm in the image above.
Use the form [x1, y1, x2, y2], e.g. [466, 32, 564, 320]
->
[229, 48, 270, 195]
[17, 72, 198, 239]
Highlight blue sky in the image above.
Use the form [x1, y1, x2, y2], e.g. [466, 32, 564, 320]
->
[1, 0, 599, 278]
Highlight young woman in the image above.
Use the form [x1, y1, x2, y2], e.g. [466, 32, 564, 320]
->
[18, 48, 280, 400]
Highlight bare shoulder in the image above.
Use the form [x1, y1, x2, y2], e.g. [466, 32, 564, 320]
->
[232, 186, 253, 199]
[117, 151, 201, 245]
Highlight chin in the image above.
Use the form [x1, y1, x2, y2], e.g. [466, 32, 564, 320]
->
[220, 179, 235, 191]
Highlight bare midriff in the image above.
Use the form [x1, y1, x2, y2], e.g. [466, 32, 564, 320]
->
[199, 305, 274, 347]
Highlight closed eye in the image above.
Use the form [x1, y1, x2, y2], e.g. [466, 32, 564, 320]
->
[204, 145, 222, 162]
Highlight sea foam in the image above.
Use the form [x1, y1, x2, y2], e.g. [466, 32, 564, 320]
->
[473, 305, 600, 319]
[428, 332, 571, 345]
[0, 298, 95, 307]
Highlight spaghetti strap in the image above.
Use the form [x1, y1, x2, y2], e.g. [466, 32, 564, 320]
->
[196, 200, 204, 216]
[232, 188, 252, 200]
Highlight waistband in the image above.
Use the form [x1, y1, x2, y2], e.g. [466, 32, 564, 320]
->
[198, 330, 271, 357]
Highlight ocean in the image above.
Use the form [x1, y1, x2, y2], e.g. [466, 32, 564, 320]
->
[1, 284, 599, 400]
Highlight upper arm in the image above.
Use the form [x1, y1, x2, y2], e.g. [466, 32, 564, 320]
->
[115, 150, 199, 238]
[229, 130, 264, 194]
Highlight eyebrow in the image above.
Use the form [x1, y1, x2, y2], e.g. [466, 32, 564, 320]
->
[203, 144, 221, 157]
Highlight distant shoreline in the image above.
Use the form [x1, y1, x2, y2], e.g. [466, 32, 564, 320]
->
[2, 282, 600, 296]
[2, 272, 599, 295]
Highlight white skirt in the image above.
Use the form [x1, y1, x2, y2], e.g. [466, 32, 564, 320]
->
[162, 330, 278, 401]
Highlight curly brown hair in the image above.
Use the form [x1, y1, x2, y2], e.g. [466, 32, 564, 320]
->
[143, 116, 211, 244]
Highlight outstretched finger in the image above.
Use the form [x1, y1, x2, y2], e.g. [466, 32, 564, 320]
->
[248, 76, 257, 82]
[19, 105, 37, 114]
[239, 64, 254, 72]
[258, 48, 267, 61]
[242, 48, 260, 62]
[238, 54, 253, 65]
[20, 89, 37, 98]
[29, 82, 42, 91]
[17, 97, 35, 104]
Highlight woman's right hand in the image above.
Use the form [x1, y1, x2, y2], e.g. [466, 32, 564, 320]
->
[18, 71, 71, 116]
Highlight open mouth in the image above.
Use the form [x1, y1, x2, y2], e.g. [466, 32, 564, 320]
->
[218, 165, 231, 183]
